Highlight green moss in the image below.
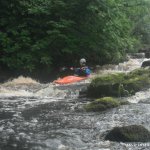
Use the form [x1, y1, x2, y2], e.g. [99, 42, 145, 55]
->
[90, 73, 125, 85]
[105, 125, 150, 142]
[87, 68, 150, 98]
[124, 75, 150, 93]
[84, 97, 120, 112]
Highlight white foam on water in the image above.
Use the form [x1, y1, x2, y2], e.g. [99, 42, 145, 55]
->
[0, 87, 34, 97]
[126, 88, 150, 103]
[97, 58, 149, 74]
[3, 76, 39, 85]
[0, 58, 149, 101]
[116, 58, 143, 72]
[0, 82, 68, 100]
[35, 84, 68, 98]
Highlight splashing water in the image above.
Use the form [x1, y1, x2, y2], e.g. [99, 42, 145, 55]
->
[0, 58, 150, 150]
[97, 58, 148, 75]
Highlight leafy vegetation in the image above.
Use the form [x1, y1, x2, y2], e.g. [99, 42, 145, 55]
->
[0, 0, 150, 71]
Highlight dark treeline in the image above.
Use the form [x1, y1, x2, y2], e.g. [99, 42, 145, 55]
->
[0, 0, 150, 73]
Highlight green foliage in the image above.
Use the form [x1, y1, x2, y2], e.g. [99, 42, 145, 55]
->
[124, 0, 150, 48]
[87, 68, 150, 98]
[0, 0, 149, 71]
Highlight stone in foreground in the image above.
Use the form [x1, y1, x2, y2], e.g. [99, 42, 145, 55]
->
[105, 125, 150, 142]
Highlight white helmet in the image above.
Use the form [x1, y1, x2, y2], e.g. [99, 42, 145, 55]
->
[80, 58, 86, 65]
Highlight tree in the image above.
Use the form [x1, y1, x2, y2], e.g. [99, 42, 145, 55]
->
[0, 0, 149, 72]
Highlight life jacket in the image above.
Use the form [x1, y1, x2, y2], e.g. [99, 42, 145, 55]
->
[75, 66, 91, 76]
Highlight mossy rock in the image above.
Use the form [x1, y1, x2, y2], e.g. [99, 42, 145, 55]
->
[87, 73, 126, 98]
[84, 97, 120, 112]
[123, 76, 150, 94]
[127, 68, 150, 78]
[87, 68, 150, 98]
[105, 125, 150, 142]
[123, 68, 150, 92]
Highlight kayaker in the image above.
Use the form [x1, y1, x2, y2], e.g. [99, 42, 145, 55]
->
[74, 58, 91, 77]
[60, 58, 91, 77]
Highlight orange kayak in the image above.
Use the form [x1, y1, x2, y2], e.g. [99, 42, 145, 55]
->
[54, 76, 87, 84]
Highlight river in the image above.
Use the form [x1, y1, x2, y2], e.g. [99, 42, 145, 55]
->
[0, 56, 150, 150]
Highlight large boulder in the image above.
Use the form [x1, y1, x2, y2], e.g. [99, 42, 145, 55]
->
[87, 73, 126, 98]
[105, 125, 150, 142]
[87, 68, 150, 98]
[141, 60, 150, 68]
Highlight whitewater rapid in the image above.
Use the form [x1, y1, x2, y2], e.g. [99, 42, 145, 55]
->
[0, 57, 150, 150]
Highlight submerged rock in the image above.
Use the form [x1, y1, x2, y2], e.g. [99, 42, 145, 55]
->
[105, 125, 150, 142]
[84, 97, 120, 112]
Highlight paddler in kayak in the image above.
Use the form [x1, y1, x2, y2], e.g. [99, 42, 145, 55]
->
[74, 58, 91, 77]
[55, 58, 91, 84]
[60, 58, 91, 77]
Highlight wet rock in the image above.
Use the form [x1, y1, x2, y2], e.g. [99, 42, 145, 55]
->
[79, 87, 88, 98]
[87, 68, 150, 98]
[141, 60, 150, 68]
[87, 73, 125, 98]
[0, 111, 15, 120]
[105, 125, 150, 142]
[84, 97, 120, 112]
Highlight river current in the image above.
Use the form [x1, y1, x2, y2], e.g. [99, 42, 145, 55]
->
[0, 56, 150, 150]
